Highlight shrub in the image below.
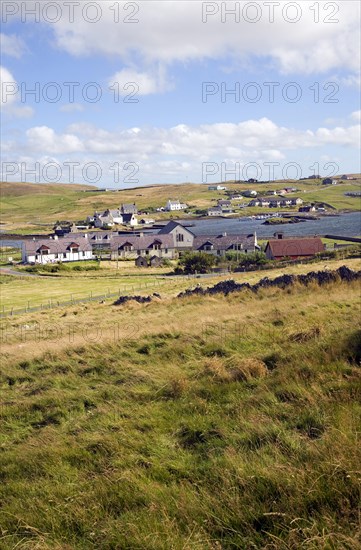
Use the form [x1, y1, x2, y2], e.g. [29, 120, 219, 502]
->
[178, 252, 216, 274]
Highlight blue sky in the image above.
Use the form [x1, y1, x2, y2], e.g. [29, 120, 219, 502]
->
[1, 1, 360, 187]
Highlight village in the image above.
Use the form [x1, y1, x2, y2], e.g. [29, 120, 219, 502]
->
[19, 176, 359, 267]
[23, 218, 330, 267]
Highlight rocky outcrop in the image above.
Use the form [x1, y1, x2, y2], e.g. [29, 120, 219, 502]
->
[178, 266, 361, 298]
[113, 295, 153, 306]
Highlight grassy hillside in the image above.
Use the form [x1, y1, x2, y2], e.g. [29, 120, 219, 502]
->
[0, 271, 360, 549]
[1, 178, 360, 232]
[1, 256, 360, 314]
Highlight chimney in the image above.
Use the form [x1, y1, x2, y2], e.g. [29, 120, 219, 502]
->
[222, 232, 227, 237]
[274, 231, 284, 240]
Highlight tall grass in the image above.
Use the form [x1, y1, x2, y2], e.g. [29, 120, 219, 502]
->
[0, 281, 360, 548]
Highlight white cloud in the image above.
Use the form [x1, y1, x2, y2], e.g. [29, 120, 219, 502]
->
[11, 117, 359, 159]
[350, 110, 361, 122]
[0, 33, 25, 58]
[49, 1, 360, 80]
[0, 66, 34, 117]
[109, 65, 173, 95]
[0, 66, 17, 105]
[26, 126, 84, 154]
[59, 103, 85, 113]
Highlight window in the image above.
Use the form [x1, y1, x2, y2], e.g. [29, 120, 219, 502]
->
[123, 245, 133, 252]
[204, 245, 213, 251]
[137, 250, 141, 255]
[165, 248, 168, 254]
[82, 251, 86, 257]
[153, 244, 161, 250]
[176, 233, 184, 242]
[63, 253, 66, 258]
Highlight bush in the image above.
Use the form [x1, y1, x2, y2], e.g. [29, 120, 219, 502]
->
[178, 252, 216, 274]
[238, 251, 268, 267]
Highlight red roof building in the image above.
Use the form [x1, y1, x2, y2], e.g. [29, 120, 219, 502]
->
[265, 236, 324, 260]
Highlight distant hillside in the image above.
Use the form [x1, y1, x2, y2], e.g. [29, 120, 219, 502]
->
[0, 181, 97, 197]
[0, 178, 360, 232]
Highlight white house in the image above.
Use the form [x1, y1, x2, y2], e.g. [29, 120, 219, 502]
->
[243, 190, 257, 198]
[165, 200, 188, 211]
[208, 185, 227, 191]
[122, 213, 138, 226]
[208, 207, 223, 216]
[22, 236, 93, 264]
[94, 209, 123, 228]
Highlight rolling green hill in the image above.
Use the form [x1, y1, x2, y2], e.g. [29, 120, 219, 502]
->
[1, 178, 360, 232]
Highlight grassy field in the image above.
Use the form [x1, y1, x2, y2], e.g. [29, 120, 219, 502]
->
[1, 256, 360, 361]
[0, 267, 170, 311]
[1, 178, 360, 232]
[0, 256, 359, 313]
[0, 266, 360, 549]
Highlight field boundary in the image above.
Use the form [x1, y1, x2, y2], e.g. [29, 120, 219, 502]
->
[0, 279, 167, 318]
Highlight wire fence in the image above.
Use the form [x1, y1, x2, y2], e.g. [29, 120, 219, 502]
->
[0, 279, 167, 318]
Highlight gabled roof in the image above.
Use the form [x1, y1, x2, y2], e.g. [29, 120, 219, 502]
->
[266, 237, 324, 257]
[118, 241, 134, 249]
[158, 221, 195, 236]
[122, 213, 136, 222]
[110, 234, 174, 251]
[25, 238, 92, 255]
[194, 234, 257, 251]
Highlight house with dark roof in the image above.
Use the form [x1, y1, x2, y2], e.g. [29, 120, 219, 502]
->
[265, 236, 324, 260]
[135, 256, 148, 268]
[94, 209, 122, 228]
[299, 205, 316, 212]
[110, 234, 175, 260]
[122, 213, 138, 226]
[193, 233, 258, 257]
[207, 206, 223, 216]
[158, 221, 195, 250]
[22, 236, 93, 264]
[121, 203, 138, 214]
[217, 199, 232, 212]
[243, 190, 257, 197]
[150, 255, 163, 267]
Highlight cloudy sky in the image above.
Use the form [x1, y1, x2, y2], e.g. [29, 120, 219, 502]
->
[1, 0, 360, 187]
